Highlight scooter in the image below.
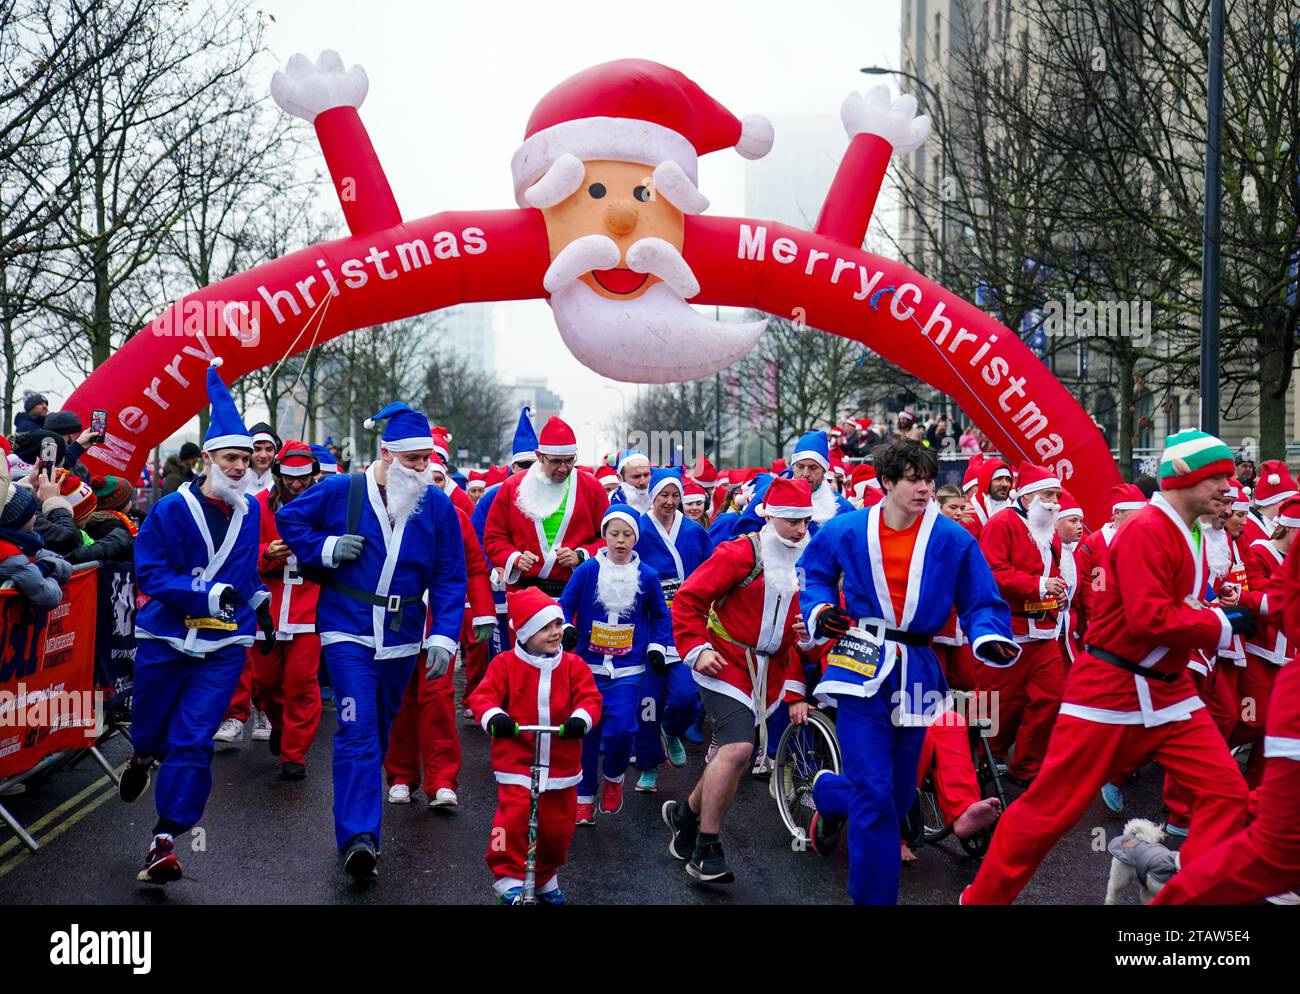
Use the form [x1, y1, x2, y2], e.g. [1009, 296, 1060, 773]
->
[514, 724, 563, 906]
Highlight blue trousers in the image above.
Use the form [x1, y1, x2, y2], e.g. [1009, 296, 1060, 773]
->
[324, 642, 418, 850]
[579, 673, 639, 800]
[812, 691, 928, 905]
[132, 640, 247, 835]
[633, 663, 699, 769]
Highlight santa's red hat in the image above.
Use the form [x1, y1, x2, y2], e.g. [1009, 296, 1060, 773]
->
[1056, 489, 1083, 520]
[976, 457, 1011, 498]
[1275, 495, 1300, 529]
[595, 464, 618, 485]
[1110, 483, 1146, 513]
[1014, 461, 1060, 499]
[682, 479, 707, 505]
[769, 457, 788, 475]
[467, 469, 488, 491]
[485, 465, 508, 487]
[507, 587, 565, 645]
[692, 455, 719, 489]
[962, 455, 985, 493]
[850, 463, 879, 495]
[1226, 481, 1250, 512]
[756, 476, 813, 519]
[430, 430, 450, 462]
[830, 455, 847, 480]
[536, 417, 578, 457]
[511, 59, 772, 211]
[274, 440, 318, 477]
[1253, 460, 1297, 506]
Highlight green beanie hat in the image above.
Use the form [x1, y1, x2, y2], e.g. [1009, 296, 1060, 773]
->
[1159, 430, 1234, 490]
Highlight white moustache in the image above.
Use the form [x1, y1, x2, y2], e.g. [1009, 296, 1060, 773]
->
[625, 237, 700, 298]
[543, 235, 699, 299]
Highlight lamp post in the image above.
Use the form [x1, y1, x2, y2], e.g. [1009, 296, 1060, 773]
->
[1199, 0, 1224, 435]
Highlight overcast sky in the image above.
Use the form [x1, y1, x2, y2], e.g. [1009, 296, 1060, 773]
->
[34, 0, 904, 460]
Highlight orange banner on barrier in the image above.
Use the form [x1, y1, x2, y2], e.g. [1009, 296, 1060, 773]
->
[0, 567, 99, 780]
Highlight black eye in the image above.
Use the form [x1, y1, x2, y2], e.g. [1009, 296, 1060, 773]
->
[633, 185, 651, 202]
[588, 183, 606, 199]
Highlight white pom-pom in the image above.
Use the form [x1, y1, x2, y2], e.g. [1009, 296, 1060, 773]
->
[1269, 473, 1281, 486]
[363, 418, 376, 430]
[210, 357, 224, 368]
[736, 114, 773, 160]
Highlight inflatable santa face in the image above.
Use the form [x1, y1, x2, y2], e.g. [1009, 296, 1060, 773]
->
[513, 60, 771, 382]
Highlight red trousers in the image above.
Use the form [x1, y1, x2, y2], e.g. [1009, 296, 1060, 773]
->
[935, 643, 978, 693]
[462, 635, 492, 705]
[250, 635, 323, 765]
[917, 713, 982, 824]
[1231, 656, 1279, 788]
[975, 638, 1065, 780]
[224, 657, 261, 722]
[486, 784, 577, 894]
[963, 710, 1248, 904]
[385, 661, 460, 794]
[1154, 662, 1300, 904]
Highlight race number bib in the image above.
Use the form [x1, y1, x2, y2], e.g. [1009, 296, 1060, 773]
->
[184, 615, 237, 632]
[827, 625, 884, 679]
[661, 578, 683, 607]
[1225, 566, 1248, 591]
[1022, 598, 1059, 613]
[589, 621, 635, 657]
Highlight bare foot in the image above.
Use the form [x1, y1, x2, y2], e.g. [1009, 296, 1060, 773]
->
[953, 797, 1002, 839]
[900, 842, 917, 862]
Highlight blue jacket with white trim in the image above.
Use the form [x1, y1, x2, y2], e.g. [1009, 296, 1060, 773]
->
[558, 550, 674, 678]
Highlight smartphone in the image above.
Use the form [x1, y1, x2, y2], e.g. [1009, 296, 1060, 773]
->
[91, 409, 108, 436]
[41, 437, 58, 465]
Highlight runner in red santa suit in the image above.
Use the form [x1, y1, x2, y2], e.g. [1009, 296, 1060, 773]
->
[250, 441, 323, 779]
[1202, 483, 1254, 742]
[967, 457, 1012, 532]
[484, 416, 609, 598]
[958, 458, 983, 539]
[975, 462, 1068, 785]
[1241, 459, 1297, 546]
[1151, 536, 1300, 905]
[1071, 484, 1147, 666]
[962, 429, 1255, 904]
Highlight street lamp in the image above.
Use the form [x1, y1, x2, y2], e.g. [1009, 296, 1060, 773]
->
[1200, 0, 1224, 435]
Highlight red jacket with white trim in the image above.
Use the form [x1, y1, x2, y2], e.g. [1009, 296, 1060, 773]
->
[483, 468, 609, 587]
[466, 645, 602, 793]
[1244, 539, 1289, 665]
[979, 505, 1063, 641]
[455, 506, 495, 626]
[256, 487, 319, 637]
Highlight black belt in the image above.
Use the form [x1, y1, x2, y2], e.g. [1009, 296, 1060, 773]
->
[335, 583, 423, 632]
[885, 628, 932, 648]
[1087, 645, 1178, 683]
[518, 576, 567, 597]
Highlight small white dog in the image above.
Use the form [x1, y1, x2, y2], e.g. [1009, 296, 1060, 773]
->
[1105, 818, 1180, 904]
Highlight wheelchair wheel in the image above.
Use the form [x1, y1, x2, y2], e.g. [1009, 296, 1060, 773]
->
[959, 827, 991, 857]
[773, 709, 842, 844]
[917, 774, 951, 843]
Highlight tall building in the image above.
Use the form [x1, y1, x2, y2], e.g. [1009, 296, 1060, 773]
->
[438, 302, 496, 375]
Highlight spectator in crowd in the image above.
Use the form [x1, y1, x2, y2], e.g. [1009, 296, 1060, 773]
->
[162, 442, 201, 494]
[14, 392, 48, 433]
[925, 414, 955, 451]
[11, 429, 66, 470]
[64, 475, 137, 566]
[8, 455, 83, 556]
[1132, 474, 1158, 499]
[43, 410, 103, 482]
[0, 466, 72, 613]
[958, 425, 982, 454]
[1235, 458, 1256, 490]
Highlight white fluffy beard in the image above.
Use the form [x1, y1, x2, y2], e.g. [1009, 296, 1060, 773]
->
[547, 277, 766, 384]
[811, 480, 840, 524]
[206, 465, 248, 508]
[516, 461, 566, 521]
[985, 493, 1012, 517]
[759, 523, 809, 594]
[619, 481, 651, 514]
[1024, 497, 1059, 551]
[1204, 523, 1231, 581]
[595, 550, 641, 616]
[386, 461, 433, 526]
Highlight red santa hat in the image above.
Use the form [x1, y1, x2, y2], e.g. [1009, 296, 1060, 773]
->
[467, 469, 488, 492]
[536, 417, 578, 458]
[1110, 483, 1147, 513]
[1226, 481, 1250, 512]
[273, 440, 319, 478]
[769, 457, 788, 475]
[682, 479, 707, 505]
[1056, 489, 1084, 521]
[485, 465, 508, 487]
[430, 430, 450, 463]
[850, 463, 880, 496]
[595, 464, 618, 487]
[961, 455, 984, 494]
[756, 476, 813, 519]
[830, 455, 847, 480]
[511, 59, 773, 212]
[507, 587, 566, 645]
[691, 455, 720, 489]
[1275, 495, 1300, 529]
[1253, 459, 1298, 506]
[1014, 461, 1060, 499]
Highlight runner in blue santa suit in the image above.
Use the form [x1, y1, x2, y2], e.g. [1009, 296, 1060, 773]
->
[121, 358, 275, 885]
[798, 440, 1018, 905]
[631, 468, 711, 791]
[471, 406, 538, 655]
[789, 430, 856, 524]
[276, 401, 467, 878]
[608, 449, 653, 514]
[558, 505, 672, 820]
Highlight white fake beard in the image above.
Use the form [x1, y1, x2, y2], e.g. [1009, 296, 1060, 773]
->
[985, 492, 1012, 516]
[619, 481, 651, 514]
[1204, 523, 1231, 581]
[207, 465, 248, 508]
[596, 550, 641, 616]
[1025, 498, 1059, 550]
[516, 461, 567, 521]
[759, 522, 809, 595]
[387, 462, 433, 526]
[547, 272, 765, 384]
[811, 480, 840, 524]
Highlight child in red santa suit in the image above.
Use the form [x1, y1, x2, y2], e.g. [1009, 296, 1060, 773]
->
[467, 588, 602, 905]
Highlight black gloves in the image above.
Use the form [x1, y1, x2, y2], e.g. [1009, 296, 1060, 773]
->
[647, 649, 666, 675]
[815, 607, 854, 640]
[560, 716, 588, 739]
[487, 714, 517, 738]
[561, 624, 579, 651]
[1224, 608, 1257, 639]
[256, 602, 276, 655]
[982, 641, 1019, 663]
[218, 586, 240, 611]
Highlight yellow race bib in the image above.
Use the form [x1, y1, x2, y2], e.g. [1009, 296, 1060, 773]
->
[589, 621, 635, 657]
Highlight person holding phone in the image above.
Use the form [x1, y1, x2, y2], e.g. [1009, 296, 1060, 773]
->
[42, 410, 104, 482]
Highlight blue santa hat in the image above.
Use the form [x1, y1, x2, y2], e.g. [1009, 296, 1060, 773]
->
[310, 444, 339, 474]
[510, 406, 539, 465]
[364, 402, 433, 453]
[202, 358, 253, 452]
[451, 472, 468, 491]
[790, 429, 830, 471]
[601, 503, 641, 539]
[648, 467, 683, 502]
[616, 448, 650, 474]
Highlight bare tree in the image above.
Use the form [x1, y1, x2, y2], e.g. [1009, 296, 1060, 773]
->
[421, 348, 513, 467]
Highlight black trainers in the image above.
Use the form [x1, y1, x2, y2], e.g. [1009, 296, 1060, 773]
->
[280, 762, 306, 780]
[136, 835, 182, 884]
[119, 757, 152, 803]
[662, 800, 699, 861]
[343, 834, 379, 880]
[686, 839, 735, 884]
[268, 728, 282, 757]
